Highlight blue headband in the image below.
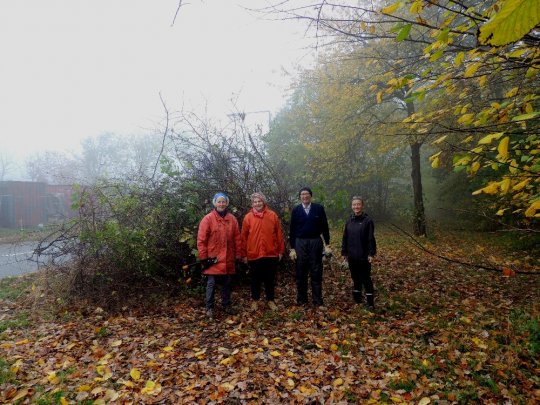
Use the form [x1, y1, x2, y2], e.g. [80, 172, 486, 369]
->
[212, 192, 229, 206]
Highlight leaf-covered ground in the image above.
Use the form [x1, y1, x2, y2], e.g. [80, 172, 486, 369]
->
[1, 228, 539, 404]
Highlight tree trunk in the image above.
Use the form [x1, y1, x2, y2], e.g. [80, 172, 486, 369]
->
[410, 141, 426, 236]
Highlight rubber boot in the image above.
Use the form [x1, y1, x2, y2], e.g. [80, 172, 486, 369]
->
[352, 290, 362, 304]
[366, 293, 375, 311]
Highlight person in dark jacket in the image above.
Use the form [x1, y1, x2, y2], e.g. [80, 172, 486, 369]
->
[289, 187, 331, 307]
[341, 196, 377, 309]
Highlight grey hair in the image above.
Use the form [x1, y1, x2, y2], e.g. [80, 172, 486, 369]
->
[351, 196, 364, 203]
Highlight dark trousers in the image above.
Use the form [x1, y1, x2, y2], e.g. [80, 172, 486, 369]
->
[249, 257, 278, 301]
[348, 258, 374, 304]
[205, 275, 232, 310]
[295, 238, 324, 305]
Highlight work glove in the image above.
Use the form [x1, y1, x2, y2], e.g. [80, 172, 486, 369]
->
[289, 249, 297, 261]
[324, 245, 333, 257]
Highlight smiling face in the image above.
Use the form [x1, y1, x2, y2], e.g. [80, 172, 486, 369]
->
[215, 197, 228, 212]
[252, 197, 265, 212]
[352, 199, 364, 215]
[300, 190, 312, 205]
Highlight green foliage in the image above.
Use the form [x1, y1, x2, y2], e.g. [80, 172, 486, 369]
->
[0, 357, 15, 384]
[478, 0, 540, 46]
[388, 379, 416, 393]
[510, 309, 540, 357]
[0, 311, 30, 333]
[0, 277, 31, 300]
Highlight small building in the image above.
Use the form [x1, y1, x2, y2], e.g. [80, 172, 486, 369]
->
[0, 181, 76, 229]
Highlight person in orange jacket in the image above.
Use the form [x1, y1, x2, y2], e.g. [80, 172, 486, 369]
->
[197, 192, 241, 319]
[240, 192, 285, 311]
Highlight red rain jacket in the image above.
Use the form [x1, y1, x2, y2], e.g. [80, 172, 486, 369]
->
[197, 210, 241, 275]
[240, 208, 285, 261]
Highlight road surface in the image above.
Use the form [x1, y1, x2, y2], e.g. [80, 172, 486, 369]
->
[0, 242, 42, 278]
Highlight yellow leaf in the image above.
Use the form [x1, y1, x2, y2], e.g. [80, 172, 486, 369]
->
[220, 382, 235, 392]
[376, 91, 383, 104]
[433, 135, 447, 144]
[496, 209, 506, 216]
[130, 368, 141, 381]
[95, 365, 112, 381]
[418, 398, 431, 405]
[473, 182, 499, 195]
[478, 75, 487, 87]
[422, 359, 430, 367]
[141, 380, 156, 394]
[525, 102, 533, 113]
[512, 178, 529, 191]
[47, 371, 60, 385]
[478, 132, 504, 145]
[270, 351, 281, 357]
[410, 0, 423, 13]
[478, 0, 540, 46]
[110, 340, 122, 347]
[220, 356, 235, 365]
[287, 378, 295, 389]
[60, 397, 68, 405]
[382, 1, 402, 14]
[472, 337, 488, 349]
[525, 200, 540, 217]
[464, 62, 481, 78]
[497, 136, 510, 160]
[505, 87, 518, 98]
[500, 177, 511, 193]
[457, 113, 474, 125]
[162, 346, 174, 352]
[77, 385, 92, 392]
[454, 51, 465, 67]
[330, 343, 338, 351]
[333, 377, 344, 386]
[431, 156, 440, 168]
[470, 161, 480, 174]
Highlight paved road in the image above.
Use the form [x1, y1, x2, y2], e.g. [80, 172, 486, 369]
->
[0, 242, 42, 278]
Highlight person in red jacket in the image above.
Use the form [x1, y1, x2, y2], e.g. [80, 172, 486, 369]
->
[197, 192, 241, 319]
[241, 192, 285, 311]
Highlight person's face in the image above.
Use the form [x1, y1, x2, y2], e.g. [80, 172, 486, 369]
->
[252, 197, 264, 212]
[300, 190, 312, 205]
[215, 197, 228, 212]
[352, 199, 364, 215]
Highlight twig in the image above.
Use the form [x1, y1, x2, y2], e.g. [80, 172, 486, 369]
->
[171, 0, 184, 27]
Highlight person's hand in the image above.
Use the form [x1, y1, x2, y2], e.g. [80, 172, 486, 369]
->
[242, 257, 248, 264]
[278, 254, 282, 261]
[289, 249, 297, 261]
[324, 245, 332, 257]
[368, 255, 374, 263]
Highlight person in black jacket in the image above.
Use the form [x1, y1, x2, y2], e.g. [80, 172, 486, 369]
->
[289, 187, 331, 307]
[341, 196, 377, 309]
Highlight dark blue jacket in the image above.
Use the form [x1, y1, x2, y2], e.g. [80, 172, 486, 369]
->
[341, 213, 376, 260]
[289, 203, 330, 249]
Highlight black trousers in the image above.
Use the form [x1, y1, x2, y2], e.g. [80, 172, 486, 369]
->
[249, 257, 278, 301]
[348, 258, 374, 303]
[295, 238, 324, 305]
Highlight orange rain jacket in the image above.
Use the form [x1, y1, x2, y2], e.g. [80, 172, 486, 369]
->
[197, 210, 241, 275]
[240, 208, 285, 261]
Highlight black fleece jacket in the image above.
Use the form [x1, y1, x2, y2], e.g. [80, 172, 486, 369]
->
[341, 213, 376, 260]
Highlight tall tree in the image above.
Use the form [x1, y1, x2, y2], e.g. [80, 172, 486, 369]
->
[269, 0, 540, 228]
